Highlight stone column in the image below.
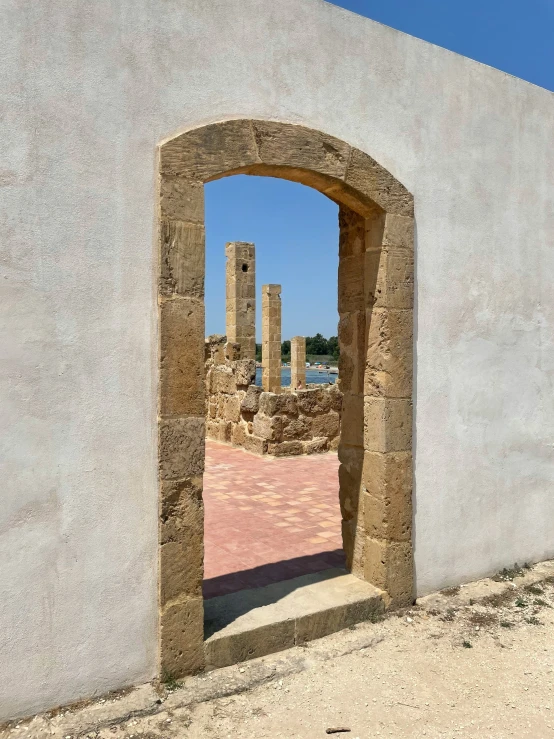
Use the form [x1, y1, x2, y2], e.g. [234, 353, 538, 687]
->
[261, 284, 282, 393]
[225, 242, 256, 360]
[290, 336, 306, 390]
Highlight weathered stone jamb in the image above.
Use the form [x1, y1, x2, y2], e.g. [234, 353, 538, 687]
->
[261, 284, 282, 394]
[158, 119, 414, 678]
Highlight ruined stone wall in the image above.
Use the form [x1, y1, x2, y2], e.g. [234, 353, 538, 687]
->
[205, 337, 341, 456]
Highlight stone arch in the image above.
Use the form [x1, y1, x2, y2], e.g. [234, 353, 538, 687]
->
[157, 119, 414, 677]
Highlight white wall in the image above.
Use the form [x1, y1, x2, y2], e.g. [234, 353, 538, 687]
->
[1, 0, 553, 720]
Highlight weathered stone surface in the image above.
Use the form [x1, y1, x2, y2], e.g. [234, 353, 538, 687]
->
[291, 336, 306, 390]
[159, 220, 205, 298]
[234, 359, 256, 386]
[205, 334, 226, 364]
[160, 298, 204, 417]
[160, 477, 203, 539]
[364, 488, 411, 542]
[338, 311, 365, 396]
[160, 119, 259, 180]
[364, 398, 412, 453]
[262, 284, 282, 393]
[226, 242, 256, 360]
[362, 450, 412, 502]
[209, 365, 237, 394]
[242, 434, 267, 456]
[364, 538, 414, 607]
[159, 417, 205, 480]
[252, 121, 350, 179]
[365, 307, 413, 398]
[339, 206, 366, 258]
[225, 341, 241, 361]
[159, 176, 204, 223]
[338, 253, 365, 314]
[296, 388, 329, 415]
[259, 391, 298, 417]
[338, 445, 364, 522]
[223, 394, 241, 423]
[365, 246, 414, 310]
[160, 597, 204, 678]
[241, 384, 262, 414]
[268, 440, 304, 456]
[231, 421, 247, 447]
[311, 411, 340, 439]
[345, 148, 414, 217]
[282, 415, 312, 441]
[252, 413, 282, 441]
[339, 393, 364, 448]
[303, 437, 328, 455]
[160, 536, 203, 605]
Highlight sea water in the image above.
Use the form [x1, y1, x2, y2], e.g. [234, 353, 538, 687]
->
[255, 367, 337, 388]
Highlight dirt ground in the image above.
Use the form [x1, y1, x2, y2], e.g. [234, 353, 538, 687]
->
[4, 561, 554, 739]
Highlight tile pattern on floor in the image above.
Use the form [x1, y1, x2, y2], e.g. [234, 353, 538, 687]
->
[203, 440, 344, 598]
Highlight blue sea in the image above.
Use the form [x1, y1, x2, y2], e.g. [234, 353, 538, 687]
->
[255, 367, 337, 388]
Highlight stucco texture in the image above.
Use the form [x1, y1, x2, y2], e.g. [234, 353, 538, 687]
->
[1, 0, 553, 721]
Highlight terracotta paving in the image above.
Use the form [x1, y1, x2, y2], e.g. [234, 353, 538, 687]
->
[203, 440, 344, 599]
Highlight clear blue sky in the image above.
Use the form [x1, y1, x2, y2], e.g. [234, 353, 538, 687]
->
[205, 0, 553, 341]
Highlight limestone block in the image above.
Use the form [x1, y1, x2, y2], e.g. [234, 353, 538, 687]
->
[339, 393, 364, 448]
[259, 392, 298, 417]
[208, 401, 217, 419]
[217, 420, 232, 443]
[160, 119, 258, 180]
[338, 311, 365, 395]
[304, 437, 329, 455]
[338, 444, 364, 520]
[296, 388, 326, 415]
[252, 413, 282, 441]
[364, 489, 411, 542]
[268, 440, 304, 456]
[160, 597, 204, 678]
[364, 398, 412, 453]
[159, 220, 205, 298]
[159, 176, 204, 223]
[311, 411, 340, 440]
[339, 206, 366, 258]
[233, 359, 256, 386]
[252, 121, 350, 180]
[225, 341, 241, 361]
[243, 434, 267, 456]
[160, 537, 203, 605]
[362, 450, 412, 503]
[160, 476, 202, 528]
[345, 148, 414, 217]
[206, 419, 220, 440]
[364, 307, 413, 398]
[205, 334, 226, 364]
[160, 298, 204, 417]
[210, 365, 237, 394]
[282, 415, 312, 441]
[328, 384, 343, 412]
[338, 253, 365, 314]
[341, 519, 365, 575]
[241, 385, 262, 414]
[223, 395, 241, 423]
[159, 417, 205, 481]
[382, 213, 415, 250]
[330, 436, 340, 451]
[364, 538, 414, 607]
[231, 422, 247, 447]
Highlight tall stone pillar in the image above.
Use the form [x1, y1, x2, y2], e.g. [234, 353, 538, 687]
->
[262, 284, 282, 393]
[291, 336, 306, 390]
[225, 242, 256, 360]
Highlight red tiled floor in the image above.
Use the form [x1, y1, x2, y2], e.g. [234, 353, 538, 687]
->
[203, 440, 344, 598]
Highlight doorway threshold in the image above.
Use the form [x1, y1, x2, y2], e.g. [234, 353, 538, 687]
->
[204, 567, 385, 669]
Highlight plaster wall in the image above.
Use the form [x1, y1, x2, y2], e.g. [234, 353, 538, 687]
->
[1, 0, 553, 720]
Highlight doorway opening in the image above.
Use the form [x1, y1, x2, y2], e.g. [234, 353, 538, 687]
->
[157, 119, 414, 677]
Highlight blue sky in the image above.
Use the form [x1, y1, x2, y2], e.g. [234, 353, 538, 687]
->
[205, 0, 553, 340]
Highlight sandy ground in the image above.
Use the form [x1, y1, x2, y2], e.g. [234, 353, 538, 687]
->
[4, 561, 554, 739]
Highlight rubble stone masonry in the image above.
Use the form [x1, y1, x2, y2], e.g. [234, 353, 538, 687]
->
[205, 336, 341, 456]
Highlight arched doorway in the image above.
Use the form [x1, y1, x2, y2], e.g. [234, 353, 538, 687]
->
[157, 119, 414, 677]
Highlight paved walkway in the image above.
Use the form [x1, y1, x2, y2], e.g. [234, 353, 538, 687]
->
[203, 440, 343, 599]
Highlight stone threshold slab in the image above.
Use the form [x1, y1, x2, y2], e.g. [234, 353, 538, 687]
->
[204, 567, 385, 669]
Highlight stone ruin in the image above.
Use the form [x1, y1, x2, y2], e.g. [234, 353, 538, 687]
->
[205, 241, 341, 456]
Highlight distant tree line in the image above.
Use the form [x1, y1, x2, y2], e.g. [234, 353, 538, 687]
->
[255, 334, 339, 362]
